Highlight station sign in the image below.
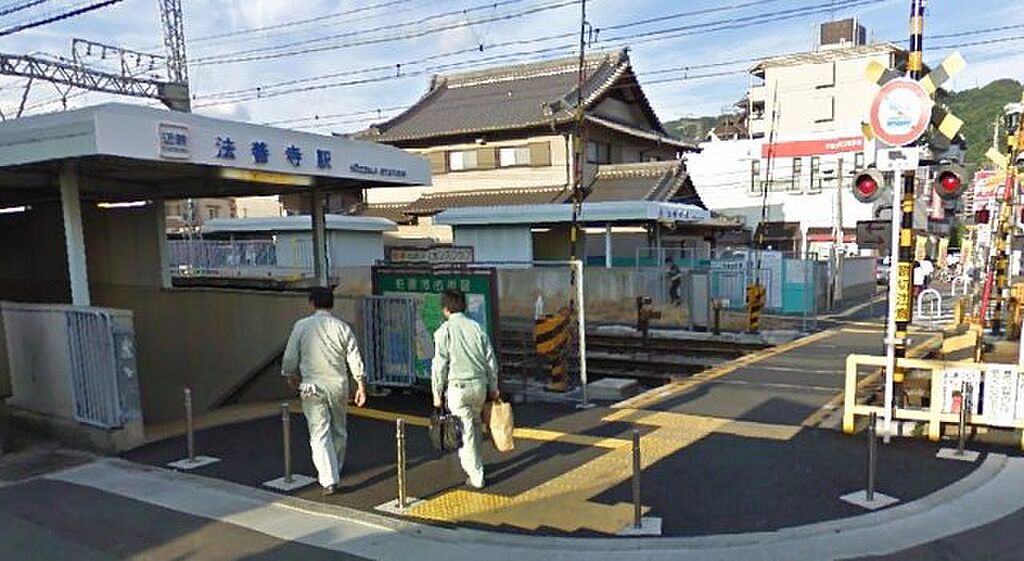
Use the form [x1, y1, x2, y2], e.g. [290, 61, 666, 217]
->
[870, 78, 933, 147]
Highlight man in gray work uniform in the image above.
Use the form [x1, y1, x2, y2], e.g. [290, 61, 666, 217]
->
[432, 289, 499, 489]
[283, 287, 367, 496]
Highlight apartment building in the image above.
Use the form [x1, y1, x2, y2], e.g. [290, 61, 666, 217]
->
[689, 19, 911, 253]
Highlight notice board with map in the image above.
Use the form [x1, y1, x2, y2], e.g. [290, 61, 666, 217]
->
[372, 265, 499, 381]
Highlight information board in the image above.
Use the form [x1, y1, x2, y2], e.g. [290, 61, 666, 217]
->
[982, 364, 1019, 427]
[942, 367, 982, 415]
[372, 266, 499, 381]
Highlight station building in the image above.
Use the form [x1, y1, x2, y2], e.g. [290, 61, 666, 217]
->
[0, 103, 430, 444]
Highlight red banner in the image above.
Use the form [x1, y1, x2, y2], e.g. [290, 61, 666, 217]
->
[761, 136, 864, 159]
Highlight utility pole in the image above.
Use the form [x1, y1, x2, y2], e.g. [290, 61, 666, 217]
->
[570, 0, 587, 266]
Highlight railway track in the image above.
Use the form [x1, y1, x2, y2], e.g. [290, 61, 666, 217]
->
[498, 328, 771, 382]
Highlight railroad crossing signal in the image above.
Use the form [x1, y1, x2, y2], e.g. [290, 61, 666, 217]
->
[852, 168, 885, 203]
[864, 52, 967, 146]
[933, 163, 966, 201]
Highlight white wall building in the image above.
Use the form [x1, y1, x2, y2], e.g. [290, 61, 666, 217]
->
[688, 20, 908, 254]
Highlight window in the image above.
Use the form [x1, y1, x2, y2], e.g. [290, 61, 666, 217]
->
[448, 150, 478, 171]
[587, 141, 611, 164]
[790, 158, 802, 191]
[499, 146, 531, 167]
[809, 156, 821, 192]
[750, 160, 761, 194]
[812, 95, 835, 123]
[207, 207, 220, 219]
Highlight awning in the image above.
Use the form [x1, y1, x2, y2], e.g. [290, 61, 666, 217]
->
[433, 200, 710, 226]
[0, 103, 431, 206]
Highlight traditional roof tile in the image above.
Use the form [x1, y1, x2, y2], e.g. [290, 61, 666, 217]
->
[584, 161, 704, 207]
[404, 185, 571, 215]
[359, 49, 678, 145]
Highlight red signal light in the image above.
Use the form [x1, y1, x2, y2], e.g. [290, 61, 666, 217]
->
[976, 209, 990, 224]
[939, 172, 961, 194]
[933, 164, 966, 201]
[857, 176, 878, 197]
[852, 168, 884, 203]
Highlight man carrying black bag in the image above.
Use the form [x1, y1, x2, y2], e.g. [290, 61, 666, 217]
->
[430, 289, 499, 489]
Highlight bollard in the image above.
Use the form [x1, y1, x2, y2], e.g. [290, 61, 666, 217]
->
[396, 418, 408, 510]
[184, 387, 195, 464]
[957, 382, 969, 456]
[632, 427, 641, 529]
[866, 412, 877, 502]
[712, 300, 722, 336]
[281, 402, 293, 483]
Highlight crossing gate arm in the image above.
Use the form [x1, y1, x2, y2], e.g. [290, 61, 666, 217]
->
[843, 354, 1024, 448]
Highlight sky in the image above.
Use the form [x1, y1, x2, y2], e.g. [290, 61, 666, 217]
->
[0, 0, 1021, 134]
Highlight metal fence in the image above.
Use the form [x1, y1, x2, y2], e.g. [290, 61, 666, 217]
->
[360, 296, 419, 387]
[168, 239, 313, 278]
[66, 309, 141, 429]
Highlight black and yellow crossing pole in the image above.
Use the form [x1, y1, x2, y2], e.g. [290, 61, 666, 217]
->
[890, 0, 928, 400]
[980, 92, 1024, 336]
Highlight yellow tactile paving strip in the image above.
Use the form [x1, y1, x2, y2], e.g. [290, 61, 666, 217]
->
[404, 410, 798, 533]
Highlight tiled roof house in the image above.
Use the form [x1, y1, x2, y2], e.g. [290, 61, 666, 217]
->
[349, 49, 704, 240]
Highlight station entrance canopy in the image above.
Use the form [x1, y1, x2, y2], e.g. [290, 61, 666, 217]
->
[0, 103, 431, 302]
[0, 102, 430, 207]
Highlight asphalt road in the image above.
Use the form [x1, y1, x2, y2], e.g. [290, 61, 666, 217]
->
[0, 478, 368, 561]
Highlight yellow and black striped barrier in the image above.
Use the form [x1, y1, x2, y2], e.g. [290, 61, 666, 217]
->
[535, 307, 572, 392]
[746, 283, 766, 334]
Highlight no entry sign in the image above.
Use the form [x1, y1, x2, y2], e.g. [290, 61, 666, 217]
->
[870, 78, 932, 147]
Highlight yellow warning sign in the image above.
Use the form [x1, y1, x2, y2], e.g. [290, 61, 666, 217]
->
[895, 262, 912, 322]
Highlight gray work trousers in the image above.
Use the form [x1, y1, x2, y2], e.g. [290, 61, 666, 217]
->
[301, 382, 348, 488]
[448, 379, 487, 487]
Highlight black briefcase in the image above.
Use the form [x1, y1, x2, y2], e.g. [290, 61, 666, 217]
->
[428, 409, 462, 453]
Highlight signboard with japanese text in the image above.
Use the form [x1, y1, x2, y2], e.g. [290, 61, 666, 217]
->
[982, 365, 1019, 427]
[373, 266, 499, 381]
[876, 146, 920, 172]
[895, 262, 912, 322]
[158, 123, 190, 160]
[386, 246, 474, 265]
[941, 367, 982, 415]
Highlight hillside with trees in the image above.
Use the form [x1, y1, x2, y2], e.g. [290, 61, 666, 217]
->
[939, 79, 1022, 169]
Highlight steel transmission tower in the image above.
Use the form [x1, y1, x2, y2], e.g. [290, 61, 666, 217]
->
[0, 0, 191, 113]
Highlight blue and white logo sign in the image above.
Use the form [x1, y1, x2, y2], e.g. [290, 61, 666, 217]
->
[158, 123, 191, 160]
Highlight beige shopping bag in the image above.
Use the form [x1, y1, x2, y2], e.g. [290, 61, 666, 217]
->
[483, 399, 515, 452]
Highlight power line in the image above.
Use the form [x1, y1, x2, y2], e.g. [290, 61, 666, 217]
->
[263, 33, 1024, 132]
[193, 0, 887, 106]
[0, 0, 50, 18]
[189, 0, 536, 59]
[195, 0, 791, 100]
[187, 0, 420, 46]
[0, 0, 123, 38]
[192, 0, 582, 66]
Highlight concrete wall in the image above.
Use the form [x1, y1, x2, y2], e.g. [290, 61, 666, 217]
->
[454, 225, 533, 264]
[841, 256, 878, 301]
